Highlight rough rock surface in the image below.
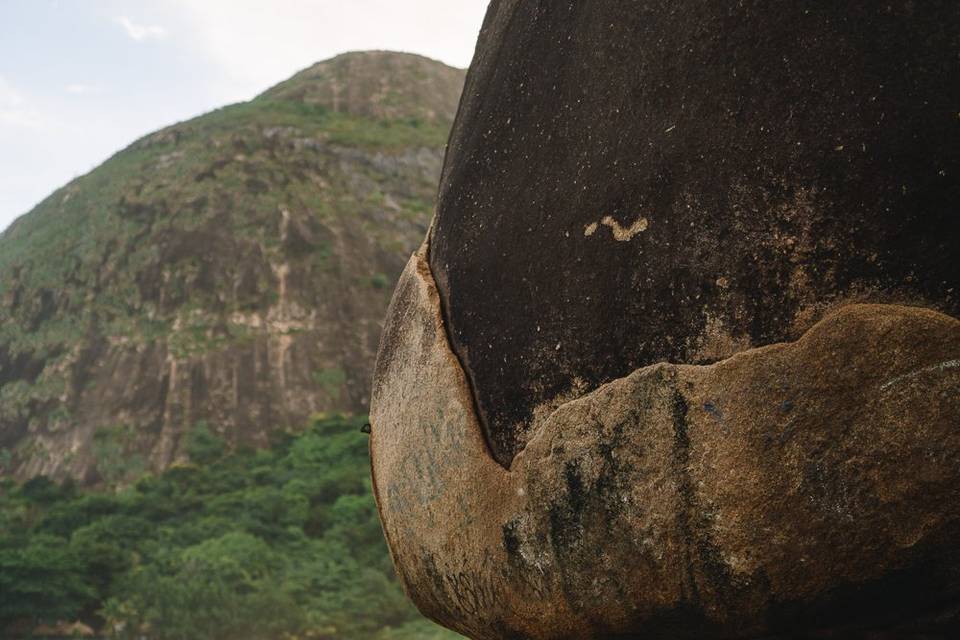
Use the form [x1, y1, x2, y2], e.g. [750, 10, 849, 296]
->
[429, 0, 960, 467]
[371, 250, 960, 639]
[372, 3, 960, 637]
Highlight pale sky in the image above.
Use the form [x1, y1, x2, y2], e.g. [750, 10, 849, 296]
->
[0, 0, 489, 231]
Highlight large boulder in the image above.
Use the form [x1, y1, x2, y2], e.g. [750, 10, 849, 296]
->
[370, 1, 960, 638]
[431, 0, 959, 468]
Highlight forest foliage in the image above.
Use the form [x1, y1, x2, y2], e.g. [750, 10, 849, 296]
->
[0, 414, 459, 640]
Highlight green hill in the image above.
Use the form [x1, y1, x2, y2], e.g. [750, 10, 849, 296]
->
[0, 51, 464, 483]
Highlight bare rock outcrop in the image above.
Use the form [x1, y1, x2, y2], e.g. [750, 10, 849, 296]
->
[372, 251, 960, 639]
[370, 1, 960, 637]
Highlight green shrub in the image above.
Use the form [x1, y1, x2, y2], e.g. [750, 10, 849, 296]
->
[0, 415, 463, 639]
[184, 421, 227, 465]
[312, 366, 347, 400]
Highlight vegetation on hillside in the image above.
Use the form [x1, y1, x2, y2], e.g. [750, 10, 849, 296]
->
[0, 92, 446, 358]
[0, 414, 460, 640]
[0, 52, 462, 480]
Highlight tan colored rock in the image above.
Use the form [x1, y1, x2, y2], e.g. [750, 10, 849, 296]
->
[32, 621, 95, 637]
[370, 248, 960, 639]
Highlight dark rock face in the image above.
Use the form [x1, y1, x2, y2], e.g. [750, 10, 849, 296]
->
[429, 0, 960, 468]
[371, 1, 960, 637]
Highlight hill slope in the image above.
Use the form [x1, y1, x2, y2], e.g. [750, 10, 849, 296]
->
[0, 51, 464, 483]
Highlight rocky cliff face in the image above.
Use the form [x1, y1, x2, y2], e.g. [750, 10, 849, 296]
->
[0, 51, 464, 483]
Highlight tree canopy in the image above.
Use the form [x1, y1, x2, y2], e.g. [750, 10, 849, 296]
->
[0, 414, 460, 640]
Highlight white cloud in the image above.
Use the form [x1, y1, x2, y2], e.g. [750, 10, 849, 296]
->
[0, 76, 44, 130]
[65, 83, 97, 95]
[0, 111, 44, 129]
[0, 76, 25, 107]
[169, 0, 487, 101]
[115, 16, 168, 41]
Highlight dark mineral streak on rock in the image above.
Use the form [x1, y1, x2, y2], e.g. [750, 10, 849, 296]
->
[429, 0, 960, 467]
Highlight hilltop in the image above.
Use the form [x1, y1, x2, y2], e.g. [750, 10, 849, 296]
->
[0, 51, 464, 482]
